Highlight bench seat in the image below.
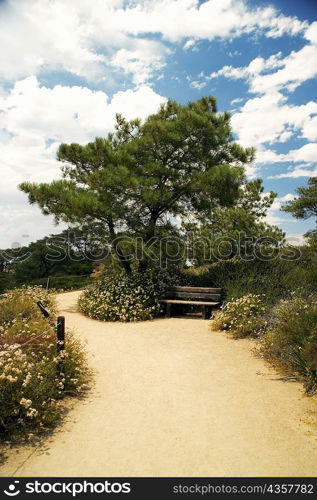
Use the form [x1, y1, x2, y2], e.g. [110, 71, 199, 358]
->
[160, 299, 220, 306]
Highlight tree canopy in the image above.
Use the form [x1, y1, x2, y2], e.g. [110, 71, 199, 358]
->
[20, 96, 256, 273]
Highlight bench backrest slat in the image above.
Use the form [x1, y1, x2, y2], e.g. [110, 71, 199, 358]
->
[164, 291, 221, 301]
[168, 286, 221, 293]
[162, 285, 222, 303]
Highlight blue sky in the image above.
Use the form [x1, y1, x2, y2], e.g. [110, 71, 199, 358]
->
[0, 0, 316, 248]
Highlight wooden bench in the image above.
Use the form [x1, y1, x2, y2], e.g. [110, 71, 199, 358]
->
[159, 286, 222, 319]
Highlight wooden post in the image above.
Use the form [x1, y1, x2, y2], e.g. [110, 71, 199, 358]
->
[56, 316, 65, 379]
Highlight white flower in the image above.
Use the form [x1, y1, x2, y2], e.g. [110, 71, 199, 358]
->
[26, 408, 38, 418]
[20, 398, 32, 408]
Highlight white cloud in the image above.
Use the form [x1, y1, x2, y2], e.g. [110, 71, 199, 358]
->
[227, 50, 241, 58]
[284, 143, 317, 163]
[268, 166, 317, 179]
[0, 76, 166, 247]
[209, 52, 284, 83]
[0, 203, 67, 250]
[0, 76, 166, 145]
[255, 142, 317, 168]
[183, 39, 198, 51]
[208, 43, 317, 175]
[0, 0, 106, 81]
[190, 80, 207, 90]
[0, 0, 308, 84]
[257, 144, 317, 167]
[109, 86, 167, 119]
[201, 32, 317, 177]
[231, 92, 317, 150]
[265, 194, 296, 225]
[270, 193, 296, 210]
[230, 97, 243, 105]
[302, 115, 317, 141]
[285, 234, 306, 245]
[250, 45, 317, 94]
[304, 21, 317, 44]
[110, 40, 169, 85]
[208, 43, 317, 95]
[112, 0, 307, 42]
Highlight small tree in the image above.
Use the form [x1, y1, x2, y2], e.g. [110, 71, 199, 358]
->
[13, 229, 96, 282]
[282, 176, 317, 252]
[20, 97, 255, 274]
[183, 179, 284, 265]
[282, 177, 317, 220]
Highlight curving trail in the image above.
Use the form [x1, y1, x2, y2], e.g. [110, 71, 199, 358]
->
[1, 290, 317, 477]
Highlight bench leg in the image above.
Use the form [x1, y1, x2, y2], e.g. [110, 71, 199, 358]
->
[173, 304, 183, 316]
[166, 303, 172, 318]
[202, 305, 212, 319]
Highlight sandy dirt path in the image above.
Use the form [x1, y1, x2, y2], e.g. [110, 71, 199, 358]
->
[1, 290, 317, 477]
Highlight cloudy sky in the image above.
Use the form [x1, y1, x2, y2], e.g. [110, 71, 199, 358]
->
[0, 0, 316, 248]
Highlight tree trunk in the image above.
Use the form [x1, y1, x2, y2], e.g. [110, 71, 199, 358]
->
[108, 220, 132, 275]
[114, 241, 132, 275]
[138, 259, 148, 273]
[137, 212, 159, 273]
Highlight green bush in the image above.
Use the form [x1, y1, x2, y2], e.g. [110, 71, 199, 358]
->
[0, 286, 90, 439]
[212, 293, 267, 338]
[79, 268, 183, 322]
[186, 257, 306, 306]
[0, 272, 15, 294]
[261, 293, 317, 394]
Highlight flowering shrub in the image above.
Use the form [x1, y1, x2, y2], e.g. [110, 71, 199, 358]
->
[212, 293, 266, 338]
[79, 268, 181, 322]
[0, 287, 90, 439]
[261, 294, 317, 394]
[0, 285, 57, 327]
